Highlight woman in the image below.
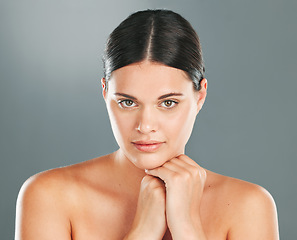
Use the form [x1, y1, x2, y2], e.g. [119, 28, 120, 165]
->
[15, 9, 279, 240]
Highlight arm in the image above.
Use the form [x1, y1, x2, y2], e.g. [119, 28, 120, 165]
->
[146, 154, 208, 240]
[227, 185, 279, 240]
[124, 175, 167, 240]
[15, 174, 72, 240]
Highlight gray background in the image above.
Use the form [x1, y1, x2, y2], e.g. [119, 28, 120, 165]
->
[1, 0, 296, 239]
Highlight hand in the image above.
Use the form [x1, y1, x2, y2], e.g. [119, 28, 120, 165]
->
[145, 154, 207, 239]
[125, 175, 167, 240]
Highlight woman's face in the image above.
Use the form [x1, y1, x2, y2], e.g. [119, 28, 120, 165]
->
[103, 61, 207, 170]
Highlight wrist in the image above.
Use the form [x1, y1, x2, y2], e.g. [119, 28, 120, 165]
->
[124, 227, 162, 240]
[170, 221, 207, 240]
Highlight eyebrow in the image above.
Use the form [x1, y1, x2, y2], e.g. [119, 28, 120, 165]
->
[158, 93, 184, 100]
[114, 93, 137, 100]
[114, 92, 184, 100]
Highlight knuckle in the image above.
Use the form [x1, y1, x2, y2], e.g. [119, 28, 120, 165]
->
[141, 175, 152, 185]
[172, 170, 192, 183]
[191, 167, 200, 178]
[147, 179, 157, 189]
[146, 177, 163, 189]
[183, 171, 191, 181]
[200, 168, 207, 181]
[151, 186, 165, 198]
[171, 172, 182, 182]
[141, 175, 155, 190]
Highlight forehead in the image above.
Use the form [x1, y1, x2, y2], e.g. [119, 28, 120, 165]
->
[108, 61, 194, 96]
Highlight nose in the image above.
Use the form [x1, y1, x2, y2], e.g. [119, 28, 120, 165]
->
[136, 106, 158, 134]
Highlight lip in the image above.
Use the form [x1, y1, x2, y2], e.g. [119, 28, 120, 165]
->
[132, 140, 165, 152]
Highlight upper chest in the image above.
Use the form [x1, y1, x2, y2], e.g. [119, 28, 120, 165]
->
[69, 184, 135, 240]
[68, 187, 230, 240]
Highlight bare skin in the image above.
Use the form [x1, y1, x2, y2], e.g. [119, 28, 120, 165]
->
[15, 152, 279, 240]
[15, 62, 279, 239]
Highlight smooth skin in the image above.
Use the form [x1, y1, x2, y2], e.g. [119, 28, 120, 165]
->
[15, 61, 279, 240]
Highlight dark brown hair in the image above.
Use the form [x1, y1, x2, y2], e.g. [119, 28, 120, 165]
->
[103, 9, 205, 90]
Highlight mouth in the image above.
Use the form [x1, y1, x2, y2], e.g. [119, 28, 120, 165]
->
[132, 141, 165, 153]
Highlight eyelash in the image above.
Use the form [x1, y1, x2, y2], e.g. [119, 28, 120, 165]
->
[117, 99, 179, 109]
[160, 100, 178, 108]
[118, 99, 136, 108]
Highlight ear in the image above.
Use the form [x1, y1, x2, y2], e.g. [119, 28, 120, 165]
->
[101, 78, 107, 100]
[196, 78, 208, 113]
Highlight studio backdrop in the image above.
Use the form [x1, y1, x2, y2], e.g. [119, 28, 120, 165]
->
[0, 0, 296, 239]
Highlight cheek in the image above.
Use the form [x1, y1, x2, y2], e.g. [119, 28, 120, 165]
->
[164, 104, 196, 144]
[107, 101, 196, 149]
[107, 104, 135, 143]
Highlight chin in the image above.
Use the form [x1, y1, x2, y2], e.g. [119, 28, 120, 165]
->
[134, 159, 164, 170]
[127, 150, 180, 170]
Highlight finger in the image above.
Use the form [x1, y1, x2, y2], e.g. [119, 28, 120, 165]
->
[164, 159, 203, 181]
[176, 154, 201, 167]
[141, 175, 155, 185]
[145, 167, 175, 185]
[166, 157, 203, 177]
[168, 157, 207, 181]
[141, 175, 164, 188]
[161, 159, 187, 172]
[168, 157, 196, 170]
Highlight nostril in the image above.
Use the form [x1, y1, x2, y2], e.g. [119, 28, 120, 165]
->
[136, 122, 157, 134]
[135, 108, 158, 133]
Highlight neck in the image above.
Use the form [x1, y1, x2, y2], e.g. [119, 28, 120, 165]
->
[112, 149, 146, 197]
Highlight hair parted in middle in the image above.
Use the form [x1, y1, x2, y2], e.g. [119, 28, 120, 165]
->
[103, 9, 205, 91]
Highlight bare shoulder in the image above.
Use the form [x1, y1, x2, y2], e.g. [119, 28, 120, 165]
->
[207, 170, 275, 203]
[205, 170, 279, 239]
[15, 154, 112, 239]
[17, 153, 113, 207]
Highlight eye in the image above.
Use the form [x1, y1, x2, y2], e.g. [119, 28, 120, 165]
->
[161, 100, 178, 108]
[118, 99, 136, 108]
